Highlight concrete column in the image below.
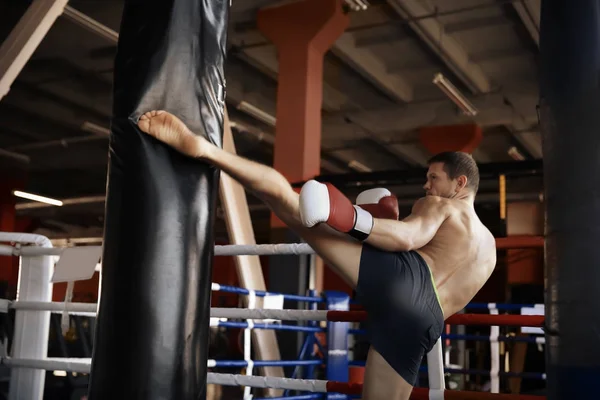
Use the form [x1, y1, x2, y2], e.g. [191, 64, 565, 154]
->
[257, 0, 349, 367]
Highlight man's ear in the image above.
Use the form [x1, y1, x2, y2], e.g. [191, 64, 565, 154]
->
[456, 175, 468, 191]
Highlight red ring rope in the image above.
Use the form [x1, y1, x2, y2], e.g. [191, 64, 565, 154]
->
[446, 314, 544, 327]
[411, 387, 545, 399]
[326, 381, 545, 399]
[326, 311, 544, 327]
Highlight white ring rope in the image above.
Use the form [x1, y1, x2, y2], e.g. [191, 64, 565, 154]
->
[2, 243, 316, 257]
[0, 357, 329, 393]
[214, 243, 314, 256]
[207, 372, 328, 392]
[3, 301, 329, 321]
[2, 357, 91, 374]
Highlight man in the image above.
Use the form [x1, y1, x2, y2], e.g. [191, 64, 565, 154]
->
[137, 110, 497, 400]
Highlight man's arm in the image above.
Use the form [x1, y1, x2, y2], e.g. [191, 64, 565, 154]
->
[365, 196, 449, 252]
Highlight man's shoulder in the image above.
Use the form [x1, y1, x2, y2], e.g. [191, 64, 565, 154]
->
[413, 196, 451, 214]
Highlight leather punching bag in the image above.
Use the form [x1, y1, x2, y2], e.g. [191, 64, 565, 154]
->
[87, 0, 229, 398]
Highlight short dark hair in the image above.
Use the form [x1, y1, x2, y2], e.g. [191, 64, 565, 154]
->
[428, 151, 480, 193]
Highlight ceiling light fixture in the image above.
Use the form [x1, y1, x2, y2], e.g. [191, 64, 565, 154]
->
[343, 0, 369, 11]
[13, 190, 63, 207]
[348, 160, 372, 172]
[433, 73, 478, 117]
[508, 146, 526, 161]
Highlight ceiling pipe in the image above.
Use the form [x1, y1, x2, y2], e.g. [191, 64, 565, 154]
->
[0, 148, 30, 164]
[293, 160, 544, 189]
[8, 135, 107, 152]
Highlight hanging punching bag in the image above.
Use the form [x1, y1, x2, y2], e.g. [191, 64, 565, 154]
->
[540, 0, 600, 398]
[87, 0, 229, 398]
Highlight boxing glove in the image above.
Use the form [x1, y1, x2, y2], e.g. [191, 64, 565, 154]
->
[299, 180, 375, 241]
[355, 188, 399, 220]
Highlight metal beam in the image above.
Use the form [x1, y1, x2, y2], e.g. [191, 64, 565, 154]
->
[387, 0, 491, 94]
[0, 0, 69, 100]
[332, 32, 413, 102]
[6, 81, 110, 129]
[323, 92, 538, 138]
[513, 0, 541, 47]
[292, 159, 544, 189]
[62, 5, 119, 42]
[233, 44, 358, 112]
[225, 60, 379, 173]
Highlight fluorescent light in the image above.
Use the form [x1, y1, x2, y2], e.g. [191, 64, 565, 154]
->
[348, 160, 372, 172]
[344, 0, 369, 11]
[13, 191, 63, 206]
[237, 101, 276, 127]
[508, 146, 526, 161]
[53, 370, 67, 377]
[433, 73, 478, 117]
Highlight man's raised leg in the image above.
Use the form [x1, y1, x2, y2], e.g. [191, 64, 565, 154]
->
[137, 110, 363, 287]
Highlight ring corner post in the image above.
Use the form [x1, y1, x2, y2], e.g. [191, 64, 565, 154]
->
[325, 291, 350, 400]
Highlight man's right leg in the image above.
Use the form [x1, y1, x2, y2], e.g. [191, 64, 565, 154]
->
[363, 348, 413, 400]
[205, 142, 363, 288]
[137, 110, 363, 287]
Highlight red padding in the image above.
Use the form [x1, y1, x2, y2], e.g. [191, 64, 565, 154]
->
[326, 381, 363, 395]
[326, 382, 546, 399]
[327, 311, 544, 327]
[411, 387, 545, 399]
[446, 314, 544, 327]
[496, 236, 544, 249]
[327, 310, 366, 322]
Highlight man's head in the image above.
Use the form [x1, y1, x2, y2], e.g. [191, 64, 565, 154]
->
[423, 151, 479, 198]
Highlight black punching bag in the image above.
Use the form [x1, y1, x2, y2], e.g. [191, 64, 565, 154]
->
[539, 0, 600, 398]
[88, 0, 229, 398]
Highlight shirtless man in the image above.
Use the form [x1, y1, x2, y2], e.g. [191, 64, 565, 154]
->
[136, 110, 497, 400]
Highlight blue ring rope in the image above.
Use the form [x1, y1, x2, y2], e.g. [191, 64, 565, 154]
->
[214, 284, 323, 303]
[211, 360, 322, 368]
[215, 321, 324, 333]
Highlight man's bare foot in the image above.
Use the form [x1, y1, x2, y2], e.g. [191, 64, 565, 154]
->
[137, 110, 208, 158]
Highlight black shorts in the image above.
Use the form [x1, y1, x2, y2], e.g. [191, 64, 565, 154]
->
[355, 243, 444, 386]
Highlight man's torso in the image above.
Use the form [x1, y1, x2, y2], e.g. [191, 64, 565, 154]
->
[416, 198, 496, 318]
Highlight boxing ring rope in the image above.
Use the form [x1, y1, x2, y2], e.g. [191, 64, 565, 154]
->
[0, 236, 547, 399]
[0, 300, 545, 327]
[1, 236, 544, 258]
[0, 357, 546, 399]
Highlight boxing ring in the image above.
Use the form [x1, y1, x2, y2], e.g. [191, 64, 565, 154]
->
[0, 232, 547, 400]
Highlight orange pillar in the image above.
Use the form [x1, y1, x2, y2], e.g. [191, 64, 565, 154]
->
[419, 124, 483, 154]
[258, 0, 349, 224]
[257, 0, 349, 369]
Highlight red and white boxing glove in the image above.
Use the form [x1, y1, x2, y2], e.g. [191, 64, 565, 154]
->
[299, 180, 376, 241]
[355, 188, 399, 220]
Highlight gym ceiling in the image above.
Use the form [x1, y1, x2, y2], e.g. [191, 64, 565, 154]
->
[0, 0, 543, 243]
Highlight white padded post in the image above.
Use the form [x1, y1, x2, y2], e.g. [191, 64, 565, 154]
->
[244, 290, 256, 400]
[0, 233, 53, 400]
[489, 306, 500, 393]
[426, 337, 445, 400]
